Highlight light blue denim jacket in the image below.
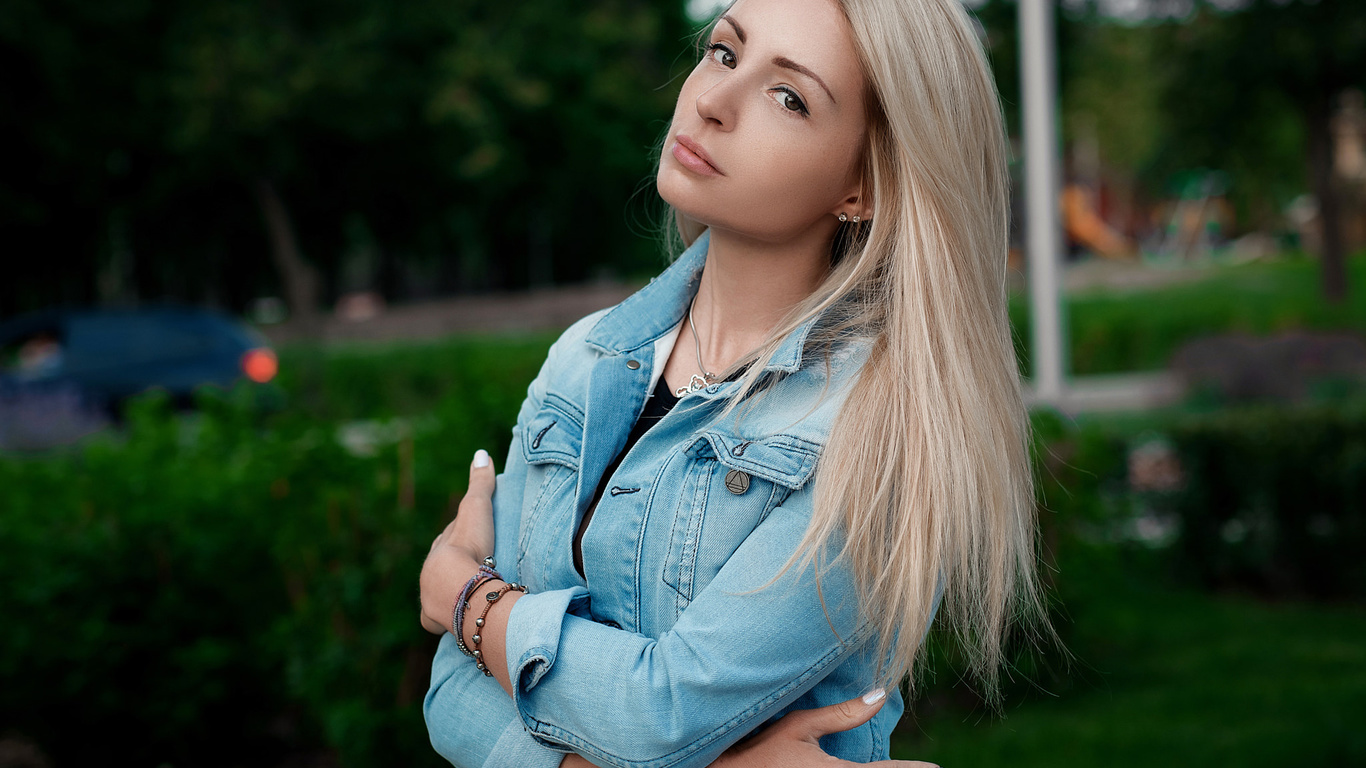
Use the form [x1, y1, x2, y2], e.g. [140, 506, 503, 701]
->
[425, 231, 932, 768]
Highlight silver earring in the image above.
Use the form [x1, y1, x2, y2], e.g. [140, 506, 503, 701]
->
[852, 215, 861, 223]
[838, 213, 848, 222]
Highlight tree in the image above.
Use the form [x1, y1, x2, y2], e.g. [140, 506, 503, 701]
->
[1153, 0, 1366, 302]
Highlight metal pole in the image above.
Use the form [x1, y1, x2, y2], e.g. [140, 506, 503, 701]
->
[1019, 0, 1067, 405]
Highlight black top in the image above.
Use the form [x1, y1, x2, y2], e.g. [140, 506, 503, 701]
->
[572, 375, 681, 578]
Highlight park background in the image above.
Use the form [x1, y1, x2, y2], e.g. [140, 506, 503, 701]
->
[2, 0, 1364, 765]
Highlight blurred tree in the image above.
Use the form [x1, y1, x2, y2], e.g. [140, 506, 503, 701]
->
[1150, 0, 1366, 302]
[0, 0, 692, 321]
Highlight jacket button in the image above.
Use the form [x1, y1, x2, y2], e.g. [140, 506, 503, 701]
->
[724, 469, 750, 495]
[626, 359, 641, 370]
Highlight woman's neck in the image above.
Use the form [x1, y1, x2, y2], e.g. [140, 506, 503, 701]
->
[688, 227, 832, 373]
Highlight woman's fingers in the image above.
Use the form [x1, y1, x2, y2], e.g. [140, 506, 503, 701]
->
[775, 689, 887, 742]
[452, 449, 497, 558]
[467, 449, 496, 497]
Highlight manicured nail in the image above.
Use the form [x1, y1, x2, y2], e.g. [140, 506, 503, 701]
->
[861, 687, 886, 706]
[473, 449, 491, 468]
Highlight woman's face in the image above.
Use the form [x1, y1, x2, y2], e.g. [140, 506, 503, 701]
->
[657, 0, 869, 245]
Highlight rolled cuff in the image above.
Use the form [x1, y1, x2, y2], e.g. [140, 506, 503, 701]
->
[504, 587, 592, 741]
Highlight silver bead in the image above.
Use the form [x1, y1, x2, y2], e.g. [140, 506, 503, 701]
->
[476, 662, 486, 671]
[838, 213, 848, 222]
[472, 634, 481, 644]
[482, 556, 497, 568]
[473, 649, 482, 659]
[852, 215, 861, 223]
[475, 617, 484, 627]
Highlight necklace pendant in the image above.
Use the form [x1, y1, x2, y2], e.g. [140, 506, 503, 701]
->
[675, 373, 710, 398]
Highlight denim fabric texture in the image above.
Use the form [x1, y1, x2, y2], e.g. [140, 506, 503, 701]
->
[424, 231, 935, 768]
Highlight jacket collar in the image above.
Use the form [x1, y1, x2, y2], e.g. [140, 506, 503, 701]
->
[584, 230, 819, 374]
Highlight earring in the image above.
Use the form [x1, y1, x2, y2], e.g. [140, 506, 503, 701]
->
[852, 215, 861, 223]
[838, 213, 848, 223]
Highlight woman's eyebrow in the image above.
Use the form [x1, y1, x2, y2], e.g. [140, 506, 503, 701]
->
[720, 14, 746, 43]
[773, 56, 836, 104]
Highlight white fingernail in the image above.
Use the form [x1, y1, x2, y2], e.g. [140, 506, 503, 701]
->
[861, 687, 885, 706]
[473, 449, 491, 468]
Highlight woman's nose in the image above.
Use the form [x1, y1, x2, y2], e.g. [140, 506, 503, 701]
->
[694, 77, 738, 130]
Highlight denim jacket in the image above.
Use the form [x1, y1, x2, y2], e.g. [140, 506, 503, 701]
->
[425, 231, 932, 768]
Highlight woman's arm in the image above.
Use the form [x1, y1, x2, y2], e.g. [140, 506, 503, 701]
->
[421, 469, 897, 768]
[422, 332, 581, 768]
[426, 454, 939, 768]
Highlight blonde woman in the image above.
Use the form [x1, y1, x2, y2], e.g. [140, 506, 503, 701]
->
[419, 0, 1049, 765]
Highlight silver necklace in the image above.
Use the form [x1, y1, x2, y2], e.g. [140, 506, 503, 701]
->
[675, 300, 718, 397]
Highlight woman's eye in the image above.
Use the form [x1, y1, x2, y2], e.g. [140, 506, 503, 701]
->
[707, 43, 736, 69]
[774, 88, 809, 116]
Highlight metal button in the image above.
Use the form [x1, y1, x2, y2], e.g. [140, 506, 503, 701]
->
[724, 469, 750, 495]
[626, 359, 641, 370]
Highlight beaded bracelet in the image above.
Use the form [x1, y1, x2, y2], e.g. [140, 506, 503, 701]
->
[452, 556, 500, 657]
[470, 580, 528, 676]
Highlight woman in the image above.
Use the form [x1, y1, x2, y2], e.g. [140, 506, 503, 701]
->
[419, 0, 1049, 765]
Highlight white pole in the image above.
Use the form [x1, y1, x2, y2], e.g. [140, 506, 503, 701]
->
[1019, 0, 1067, 405]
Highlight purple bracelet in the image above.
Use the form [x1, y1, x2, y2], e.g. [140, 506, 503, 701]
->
[453, 557, 500, 657]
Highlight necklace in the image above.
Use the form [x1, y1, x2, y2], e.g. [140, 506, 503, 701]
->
[675, 300, 718, 397]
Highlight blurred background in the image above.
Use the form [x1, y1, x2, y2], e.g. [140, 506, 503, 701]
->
[1, 0, 1363, 765]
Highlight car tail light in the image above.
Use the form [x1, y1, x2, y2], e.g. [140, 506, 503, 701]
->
[242, 348, 278, 383]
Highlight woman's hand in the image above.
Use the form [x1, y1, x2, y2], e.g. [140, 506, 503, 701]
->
[712, 690, 938, 768]
[419, 449, 498, 635]
[559, 691, 938, 768]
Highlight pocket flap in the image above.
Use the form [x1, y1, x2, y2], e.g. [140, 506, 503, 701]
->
[521, 395, 584, 469]
[701, 431, 821, 490]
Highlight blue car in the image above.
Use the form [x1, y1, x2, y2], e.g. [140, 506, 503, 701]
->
[0, 306, 277, 447]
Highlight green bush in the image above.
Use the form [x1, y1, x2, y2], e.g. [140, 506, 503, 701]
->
[0, 336, 551, 767]
[1033, 398, 1366, 599]
[1166, 401, 1366, 597]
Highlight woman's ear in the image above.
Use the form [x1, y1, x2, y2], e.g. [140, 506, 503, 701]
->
[830, 186, 874, 223]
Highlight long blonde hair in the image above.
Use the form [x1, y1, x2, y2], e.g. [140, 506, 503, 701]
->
[670, 0, 1049, 702]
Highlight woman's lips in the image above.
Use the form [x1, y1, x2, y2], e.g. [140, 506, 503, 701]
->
[671, 135, 723, 176]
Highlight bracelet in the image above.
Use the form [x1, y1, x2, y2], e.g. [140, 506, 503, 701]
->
[470, 580, 528, 676]
[452, 556, 500, 657]
[455, 574, 500, 657]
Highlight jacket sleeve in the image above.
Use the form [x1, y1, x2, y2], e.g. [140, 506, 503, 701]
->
[424, 335, 575, 768]
[502, 485, 879, 768]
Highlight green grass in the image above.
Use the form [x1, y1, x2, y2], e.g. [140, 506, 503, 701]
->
[1012, 253, 1366, 377]
[893, 546, 1366, 766]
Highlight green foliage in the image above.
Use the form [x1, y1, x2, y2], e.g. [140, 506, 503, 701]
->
[1166, 400, 1366, 597]
[0, 0, 694, 315]
[273, 333, 556, 421]
[0, 336, 550, 766]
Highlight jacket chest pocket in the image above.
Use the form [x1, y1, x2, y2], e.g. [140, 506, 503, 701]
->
[661, 431, 821, 612]
[517, 394, 585, 588]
